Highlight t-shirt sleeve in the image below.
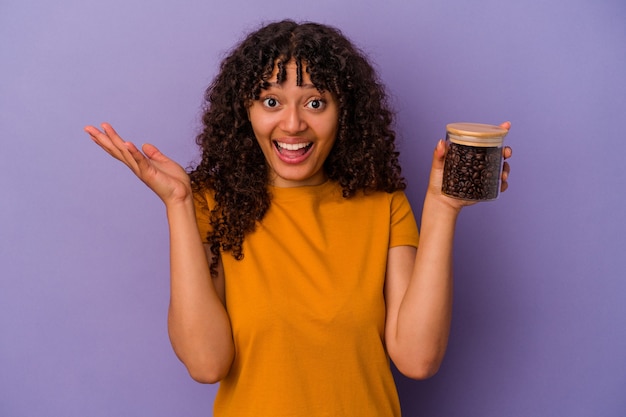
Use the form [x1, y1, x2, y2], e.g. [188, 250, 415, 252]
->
[389, 191, 419, 248]
[193, 190, 214, 244]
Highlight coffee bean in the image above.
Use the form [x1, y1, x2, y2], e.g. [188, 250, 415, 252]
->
[442, 143, 502, 200]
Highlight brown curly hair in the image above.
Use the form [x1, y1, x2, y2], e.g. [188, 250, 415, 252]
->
[189, 20, 406, 276]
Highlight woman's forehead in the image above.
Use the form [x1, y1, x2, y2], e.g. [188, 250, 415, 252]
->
[267, 59, 309, 83]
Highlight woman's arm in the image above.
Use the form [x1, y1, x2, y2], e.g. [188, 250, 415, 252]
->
[384, 197, 457, 379]
[166, 199, 234, 384]
[85, 123, 234, 383]
[384, 123, 512, 379]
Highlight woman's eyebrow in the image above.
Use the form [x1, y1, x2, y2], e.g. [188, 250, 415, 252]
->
[265, 82, 317, 89]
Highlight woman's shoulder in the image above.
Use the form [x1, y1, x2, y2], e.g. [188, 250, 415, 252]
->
[351, 185, 410, 204]
[192, 186, 217, 212]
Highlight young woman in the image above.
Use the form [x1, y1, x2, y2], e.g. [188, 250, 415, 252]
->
[85, 20, 512, 416]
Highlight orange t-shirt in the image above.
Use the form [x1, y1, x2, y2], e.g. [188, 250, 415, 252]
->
[194, 180, 419, 416]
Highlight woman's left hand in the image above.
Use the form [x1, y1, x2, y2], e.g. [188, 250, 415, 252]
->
[427, 121, 512, 210]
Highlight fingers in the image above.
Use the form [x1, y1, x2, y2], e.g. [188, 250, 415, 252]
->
[500, 122, 512, 162]
[141, 143, 170, 163]
[500, 161, 510, 192]
[499, 121, 512, 193]
[100, 123, 141, 169]
[85, 123, 144, 173]
[85, 123, 126, 158]
[501, 146, 512, 192]
[502, 161, 510, 180]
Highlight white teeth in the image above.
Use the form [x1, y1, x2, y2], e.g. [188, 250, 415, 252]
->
[276, 141, 311, 151]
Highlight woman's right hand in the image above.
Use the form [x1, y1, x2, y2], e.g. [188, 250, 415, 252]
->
[85, 123, 192, 206]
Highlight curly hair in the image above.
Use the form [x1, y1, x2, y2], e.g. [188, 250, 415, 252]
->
[189, 20, 406, 276]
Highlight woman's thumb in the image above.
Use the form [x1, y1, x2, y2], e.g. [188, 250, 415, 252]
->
[432, 139, 446, 169]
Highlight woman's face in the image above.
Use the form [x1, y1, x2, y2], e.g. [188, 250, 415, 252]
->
[248, 60, 339, 188]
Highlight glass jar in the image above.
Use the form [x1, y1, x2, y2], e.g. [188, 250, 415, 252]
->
[442, 122, 508, 201]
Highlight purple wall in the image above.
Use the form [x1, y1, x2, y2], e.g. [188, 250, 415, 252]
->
[1, 0, 624, 416]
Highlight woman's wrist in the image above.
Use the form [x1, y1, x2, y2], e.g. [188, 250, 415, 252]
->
[423, 189, 464, 220]
[164, 194, 196, 218]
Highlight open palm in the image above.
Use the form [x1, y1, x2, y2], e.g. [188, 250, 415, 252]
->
[84, 123, 192, 206]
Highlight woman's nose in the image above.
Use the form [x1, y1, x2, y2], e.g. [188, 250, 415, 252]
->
[280, 106, 307, 134]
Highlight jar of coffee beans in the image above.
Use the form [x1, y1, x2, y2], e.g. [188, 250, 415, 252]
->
[442, 123, 508, 201]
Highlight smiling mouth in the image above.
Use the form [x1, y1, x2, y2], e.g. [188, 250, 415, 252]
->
[274, 141, 313, 156]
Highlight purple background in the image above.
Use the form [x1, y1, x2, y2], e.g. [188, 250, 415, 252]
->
[1, 0, 625, 415]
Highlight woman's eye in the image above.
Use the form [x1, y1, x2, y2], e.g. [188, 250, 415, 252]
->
[262, 97, 279, 108]
[306, 99, 325, 110]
